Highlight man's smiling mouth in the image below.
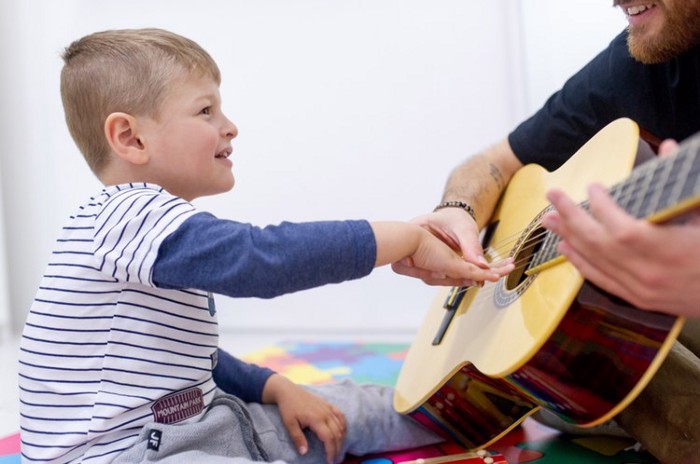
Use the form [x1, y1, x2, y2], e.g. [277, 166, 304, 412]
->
[622, 3, 656, 16]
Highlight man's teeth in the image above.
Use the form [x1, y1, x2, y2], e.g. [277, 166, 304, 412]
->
[627, 4, 652, 15]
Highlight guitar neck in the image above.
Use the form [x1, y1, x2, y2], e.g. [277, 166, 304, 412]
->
[613, 134, 700, 220]
[531, 131, 700, 270]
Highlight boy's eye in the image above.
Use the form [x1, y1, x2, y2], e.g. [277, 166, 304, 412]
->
[201, 107, 211, 115]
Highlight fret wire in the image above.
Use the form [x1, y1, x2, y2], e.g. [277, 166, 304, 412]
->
[490, 133, 700, 273]
[534, 230, 556, 268]
[688, 166, 700, 194]
[507, 133, 700, 273]
[669, 134, 700, 205]
[685, 167, 700, 201]
[642, 154, 673, 218]
[545, 232, 560, 262]
[610, 183, 624, 204]
[527, 234, 542, 270]
[652, 148, 700, 214]
[667, 148, 696, 210]
[625, 161, 657, 218]
[689, 143, 700, 200]
[614, 181, 632, 210]
[691, 171, 700, 203]
[616, 166, 644, 215]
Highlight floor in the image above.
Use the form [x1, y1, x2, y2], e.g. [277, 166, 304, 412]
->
[0, 331, 661, 464]
[0, 329, 413, 439]
[0, 333, 19, 438]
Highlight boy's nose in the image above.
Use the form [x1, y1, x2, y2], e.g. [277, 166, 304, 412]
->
[223, 120, 238, 139]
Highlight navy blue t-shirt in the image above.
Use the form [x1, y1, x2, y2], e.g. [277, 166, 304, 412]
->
[508, 29, 700, 171]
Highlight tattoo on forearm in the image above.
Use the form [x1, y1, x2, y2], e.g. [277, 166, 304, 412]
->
[488, 163, 504, 190]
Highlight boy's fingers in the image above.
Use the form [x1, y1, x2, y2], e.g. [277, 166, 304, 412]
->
[313, 423, 340, 464]
[490, 256, 515, 270]
[329, 416, 345, 462]
[330, 406, 346, 436]
[392, 260, 503, 286]
[286, 421, 308, 456]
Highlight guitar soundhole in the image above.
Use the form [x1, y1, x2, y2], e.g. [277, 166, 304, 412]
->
[504, 225, 544, 292]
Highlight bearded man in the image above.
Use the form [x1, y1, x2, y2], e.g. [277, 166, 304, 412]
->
[401, 1, 700, 461]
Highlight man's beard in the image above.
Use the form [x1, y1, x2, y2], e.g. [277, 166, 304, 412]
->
[622, 1, 700, 63]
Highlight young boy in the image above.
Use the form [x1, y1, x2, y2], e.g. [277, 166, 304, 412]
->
[18, 28, 512, 464]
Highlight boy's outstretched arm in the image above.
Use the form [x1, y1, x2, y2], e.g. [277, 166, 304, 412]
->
[371, 221, 513, 286]
[261, 374, 346, 464]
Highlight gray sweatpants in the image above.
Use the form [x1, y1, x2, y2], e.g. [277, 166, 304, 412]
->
[113, 380, 442, 464]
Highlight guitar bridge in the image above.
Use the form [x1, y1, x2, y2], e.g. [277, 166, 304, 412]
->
[432, 286, 468, 345]
[432, 223, 498, 345]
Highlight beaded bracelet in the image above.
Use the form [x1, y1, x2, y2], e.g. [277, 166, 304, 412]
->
[433, 200, 476, 222]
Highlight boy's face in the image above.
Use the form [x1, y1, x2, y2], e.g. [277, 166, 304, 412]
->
[138, 74, 237, 201]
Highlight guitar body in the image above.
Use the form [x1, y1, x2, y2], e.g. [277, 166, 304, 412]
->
[394, 118, 685, 449]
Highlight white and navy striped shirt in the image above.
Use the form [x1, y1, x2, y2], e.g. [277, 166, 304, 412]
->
[19, 182, 378, 463]
[19, 184, 218, 463]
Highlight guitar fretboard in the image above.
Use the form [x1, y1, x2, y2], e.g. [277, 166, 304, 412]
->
[529, 132, 700, 270]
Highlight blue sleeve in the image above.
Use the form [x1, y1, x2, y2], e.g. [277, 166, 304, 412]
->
[151, 212, 376, 298]
[213, 348, 275, 402]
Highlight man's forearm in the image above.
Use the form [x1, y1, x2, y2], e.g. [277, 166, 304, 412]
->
[441, 138, 522, 228]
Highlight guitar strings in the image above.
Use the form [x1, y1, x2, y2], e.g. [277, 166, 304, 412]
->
[446, 148, 700, 302]
[486, 148, 700, 266]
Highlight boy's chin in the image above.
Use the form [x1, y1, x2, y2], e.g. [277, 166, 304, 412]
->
[190, 179, 235, 200]
[214, 177, 236, 195]
[211, 174, 235, 193]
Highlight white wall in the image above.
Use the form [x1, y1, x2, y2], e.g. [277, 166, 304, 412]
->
[519, 0, 626, 113]
[0, 1, 628, 337]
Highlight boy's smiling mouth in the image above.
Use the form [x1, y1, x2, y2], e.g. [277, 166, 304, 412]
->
[215, 147, 232, 159]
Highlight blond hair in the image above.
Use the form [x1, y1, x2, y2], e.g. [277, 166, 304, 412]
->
[60, 28, 221, 176]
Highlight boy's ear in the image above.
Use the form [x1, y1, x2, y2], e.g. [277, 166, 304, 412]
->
[104, 112, 149, 165]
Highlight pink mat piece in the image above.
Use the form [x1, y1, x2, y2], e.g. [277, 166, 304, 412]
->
[0, 433, 19, 456]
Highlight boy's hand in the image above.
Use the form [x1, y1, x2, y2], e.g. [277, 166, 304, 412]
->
[391, 226, 513, 287]
[262, 374, 346, 464]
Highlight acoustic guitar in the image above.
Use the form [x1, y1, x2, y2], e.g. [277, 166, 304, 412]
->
[394, 118, 694, 449]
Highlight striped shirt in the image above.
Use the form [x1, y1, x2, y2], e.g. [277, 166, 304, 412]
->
[19, 184, 216, 463]
[19, 183, 377, 463]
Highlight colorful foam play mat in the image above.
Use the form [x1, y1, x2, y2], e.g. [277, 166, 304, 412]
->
[2, 342, 660, 463]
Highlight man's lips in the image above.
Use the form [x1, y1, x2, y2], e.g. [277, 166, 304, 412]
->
[616, 1, 657, 17]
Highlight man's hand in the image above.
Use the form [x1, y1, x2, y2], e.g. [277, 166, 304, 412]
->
[541, 139, 700, 317]
[411, 207, 490, 268]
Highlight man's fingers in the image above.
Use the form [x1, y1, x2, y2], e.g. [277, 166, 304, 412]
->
[557, 239, 635, 304]
[586, 183, 631, 229]
[658, 139, 679, 157]
[546, 188, 581, 219]
[455, 232, 490, 269]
